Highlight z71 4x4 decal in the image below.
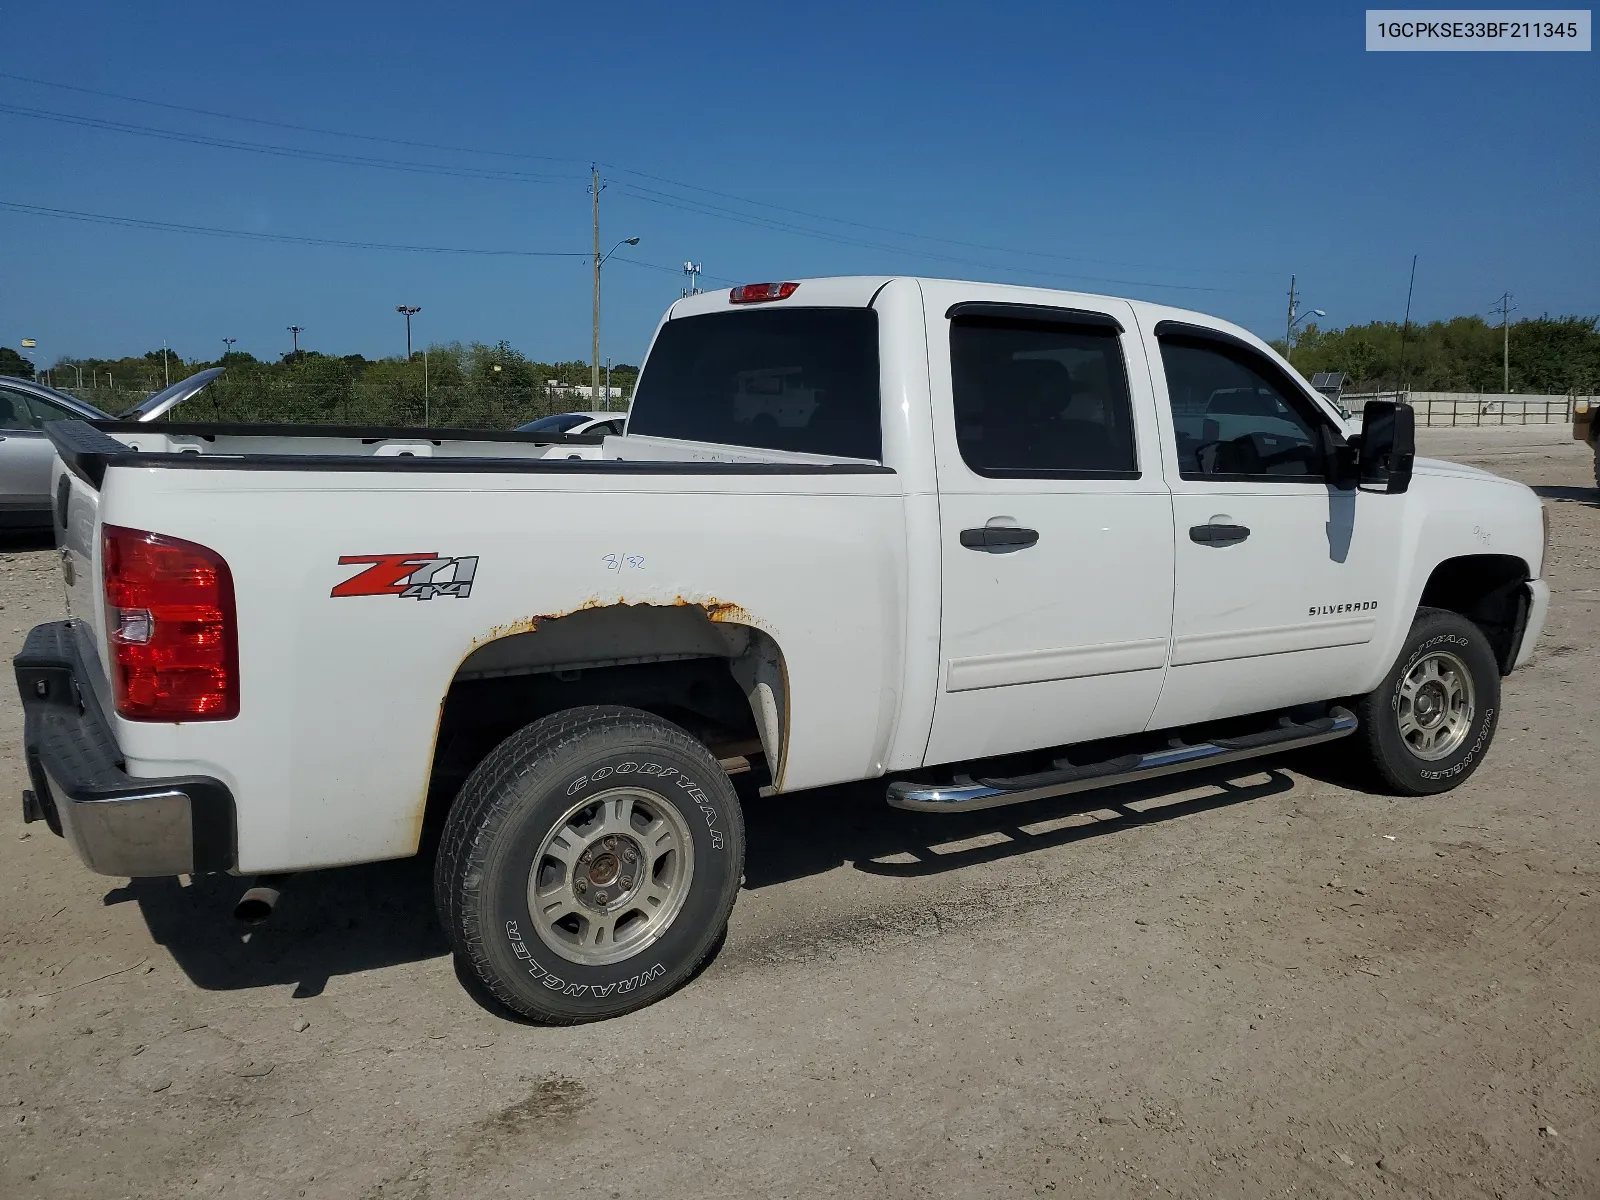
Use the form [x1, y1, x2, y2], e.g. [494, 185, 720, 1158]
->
[331, 553, 479, 600]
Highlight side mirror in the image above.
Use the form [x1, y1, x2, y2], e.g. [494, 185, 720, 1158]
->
[1357, 400, 1415, 494]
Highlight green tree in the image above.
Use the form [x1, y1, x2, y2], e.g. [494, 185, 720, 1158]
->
[0, 347, 36, 378]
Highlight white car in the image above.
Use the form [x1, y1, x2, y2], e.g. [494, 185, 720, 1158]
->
[20, 277, 1549, 1023]
[516, 410, 627, 438]
[0, 369, 220, 528]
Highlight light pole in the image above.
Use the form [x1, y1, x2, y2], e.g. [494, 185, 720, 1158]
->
[287, 326, 304, 361]
[222, 337, 236, 361]
[396, 305, 421, 359]
[593, 232, 639, 410]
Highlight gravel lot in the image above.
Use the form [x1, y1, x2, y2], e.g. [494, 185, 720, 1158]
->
[2, 424, 1595, 1199]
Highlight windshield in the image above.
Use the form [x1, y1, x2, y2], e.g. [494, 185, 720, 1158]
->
[629, 308, 881, 459]
[518, 413, 590, 433]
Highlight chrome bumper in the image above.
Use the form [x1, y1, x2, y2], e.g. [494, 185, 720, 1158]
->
[15, 621, 235, 877]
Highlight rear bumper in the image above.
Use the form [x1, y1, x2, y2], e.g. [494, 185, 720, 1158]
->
[14, 621, 235, 877]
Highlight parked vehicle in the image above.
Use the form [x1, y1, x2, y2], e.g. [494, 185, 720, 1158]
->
[16, 278, 1550, 1023]
[1573, 396, 1598, 487]
[0, 369, 220, 528]
[516, 411, 627, 438]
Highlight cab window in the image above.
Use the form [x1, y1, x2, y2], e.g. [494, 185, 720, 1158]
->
[1159, 335, 1330, 480]
[949, 314, 1138, 477]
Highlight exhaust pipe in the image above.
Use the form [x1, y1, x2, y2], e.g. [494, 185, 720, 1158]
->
[234, 875, 291, 924]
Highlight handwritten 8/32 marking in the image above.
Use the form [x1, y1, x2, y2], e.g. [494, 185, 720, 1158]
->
[602, 554, 646, 572]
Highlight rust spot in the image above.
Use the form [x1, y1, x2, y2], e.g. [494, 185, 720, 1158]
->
[669, 594, 754, 624]
[476, 597, 760, 648]
[475, 597, 612, 645]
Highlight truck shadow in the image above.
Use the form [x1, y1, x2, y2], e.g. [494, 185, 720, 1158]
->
[0, 529, 57, 552]
[110, 756, 1306, 1003]
[1531, 485, 1598, 508]
[742, 759, 1298, 886]
[106, 856, 446, 1000]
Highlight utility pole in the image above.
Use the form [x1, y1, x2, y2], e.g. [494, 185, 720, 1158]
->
[1398, 256, 1417, 394]
[1284, 274, 1297, 363]
[288, 325, 304, 361]
[592, 166, 602, 407]
[1494, 291, 1516, 392]
[605, 357, 613, 409]
[396, 305, 421, 359]
[162, 339, 170, 389]
[683, 261, 703, 296]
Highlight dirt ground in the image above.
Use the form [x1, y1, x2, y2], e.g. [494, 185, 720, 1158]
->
[1, 424, 1595, 1200]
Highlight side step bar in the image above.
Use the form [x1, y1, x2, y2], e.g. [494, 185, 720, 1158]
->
[887, 707, 1357, 814]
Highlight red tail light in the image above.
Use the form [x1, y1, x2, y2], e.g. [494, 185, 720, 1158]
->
[102, 525, 239, 721]
[729, 282, 798, 304]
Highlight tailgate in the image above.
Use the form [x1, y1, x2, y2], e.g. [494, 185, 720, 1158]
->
[50, 452, 112, 710]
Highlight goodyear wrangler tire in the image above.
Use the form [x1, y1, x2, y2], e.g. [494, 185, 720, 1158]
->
[435, 705, 744, 1023]
[1353, 608, 1500, 796]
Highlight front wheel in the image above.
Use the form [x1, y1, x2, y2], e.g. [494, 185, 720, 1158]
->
[1352, 608, 1501, 795]
[435, 705, 745, 1023]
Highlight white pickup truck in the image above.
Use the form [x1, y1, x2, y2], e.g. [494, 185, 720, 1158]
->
[17, 277, 1550, 1023]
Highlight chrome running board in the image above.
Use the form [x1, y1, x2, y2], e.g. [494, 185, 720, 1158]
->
[886, 707, 1357, 814]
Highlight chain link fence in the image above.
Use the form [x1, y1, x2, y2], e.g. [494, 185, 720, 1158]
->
[1344, 391, 1588, 427]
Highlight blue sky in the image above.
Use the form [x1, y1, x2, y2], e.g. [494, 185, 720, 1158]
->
[2, 0, 1595, 366]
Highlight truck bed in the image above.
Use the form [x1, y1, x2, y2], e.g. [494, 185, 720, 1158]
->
[48, 420, 888, 485]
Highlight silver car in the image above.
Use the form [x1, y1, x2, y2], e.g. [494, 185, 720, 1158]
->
[0, 368, 221, 529]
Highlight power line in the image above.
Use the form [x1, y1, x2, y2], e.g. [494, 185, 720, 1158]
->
[610, 255, 739, 286]
[0, 102, 576, 184]
[0, 69, 581, 165]
[0, 199, 590, 256]
[0, 72, 1272, 288]
[614, 183, 1245, 294]
[603, 162, 1278, 280]
[0, 198, 712, 286]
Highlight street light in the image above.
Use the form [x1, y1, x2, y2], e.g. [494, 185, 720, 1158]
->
[222, 337, 237, 362]
[287, 326, 304, 361]
[396, 305, 421, 359]
[1286, 306, 1325, 365]
[593, 236, 639, 411]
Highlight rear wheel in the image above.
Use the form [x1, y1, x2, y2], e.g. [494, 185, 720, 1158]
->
[1352, 608, 1501, 795]
[435, 705, 744, 1023]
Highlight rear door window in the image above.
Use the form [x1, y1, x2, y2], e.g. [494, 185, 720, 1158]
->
[949, 315, 1139, 477]
[629, 309, 881, 460]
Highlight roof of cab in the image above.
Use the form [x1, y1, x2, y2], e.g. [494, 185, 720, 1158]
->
[663, 275, 1272, 358]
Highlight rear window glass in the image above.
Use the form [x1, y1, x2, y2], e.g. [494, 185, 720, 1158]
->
[629, 309, 881, 460]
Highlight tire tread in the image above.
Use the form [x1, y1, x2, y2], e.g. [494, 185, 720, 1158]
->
[1352, 607, 1499, 795]
[434, 704, 740, 1024]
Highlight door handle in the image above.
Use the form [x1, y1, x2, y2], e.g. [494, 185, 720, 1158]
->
[1189, 523, 1250, 546]
[960, 526, 1040, 553]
